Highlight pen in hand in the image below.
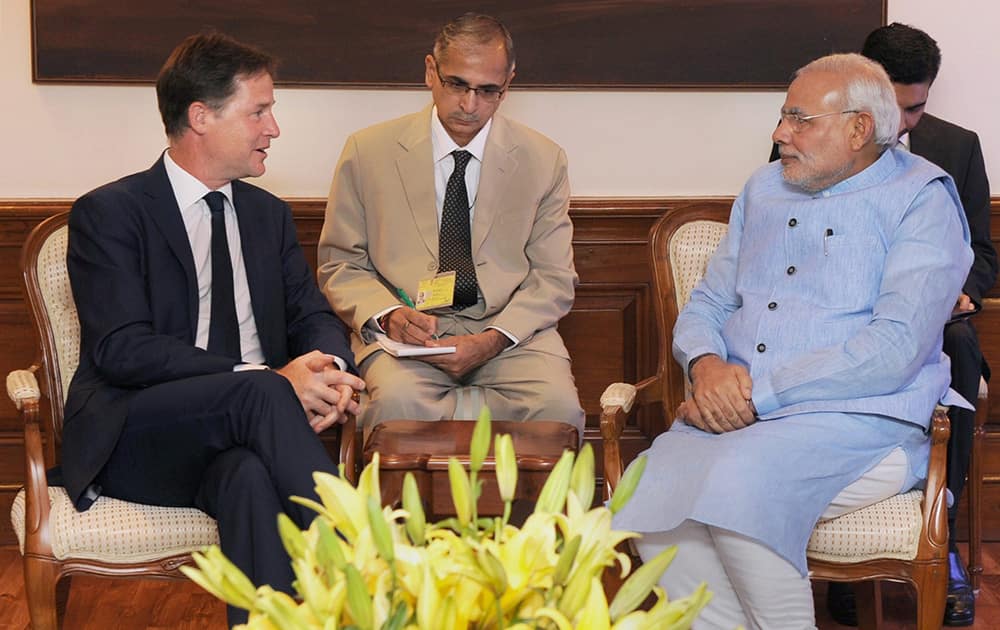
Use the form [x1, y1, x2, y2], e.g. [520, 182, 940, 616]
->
[396, 287, 416, 308]
[396, 287, 439, 339]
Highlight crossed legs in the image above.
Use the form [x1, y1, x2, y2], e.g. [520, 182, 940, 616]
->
[96, 370, 338, 626]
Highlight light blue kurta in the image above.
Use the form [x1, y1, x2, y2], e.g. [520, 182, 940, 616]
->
[613, 149, 973, 575]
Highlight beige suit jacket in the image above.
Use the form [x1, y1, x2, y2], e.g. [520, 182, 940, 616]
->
[318, 106, 577, 364]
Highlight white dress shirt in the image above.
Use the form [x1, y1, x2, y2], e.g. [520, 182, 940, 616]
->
[163, 150, 265, 365]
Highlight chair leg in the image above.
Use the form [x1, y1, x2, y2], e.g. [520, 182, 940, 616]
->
[23, 554, 63, 630]
[913, 564, 948, 630]
[969, 388, 987, 591]
[855, 580, 882, 630]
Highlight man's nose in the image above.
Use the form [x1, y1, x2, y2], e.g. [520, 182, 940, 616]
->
[772, 117, 792, 145]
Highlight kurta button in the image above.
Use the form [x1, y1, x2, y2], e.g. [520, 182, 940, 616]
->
[786, 266, 796, 275]
[756, 343, 766, 353]
[788, 218, 797, 227]
[768, 301, 777, 310]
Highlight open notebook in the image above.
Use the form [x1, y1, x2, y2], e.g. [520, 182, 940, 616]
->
[375, 333, 457, 357]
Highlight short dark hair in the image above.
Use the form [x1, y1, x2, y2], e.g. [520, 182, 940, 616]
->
[433, 13, 515, 73]
[156, 32, 276, 138]
[861, 23, 941, 85]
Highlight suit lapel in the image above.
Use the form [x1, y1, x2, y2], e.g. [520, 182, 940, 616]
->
[473, 116, 517, 255]
[143, 155, 200, 335]
[396, 107, 439, 258]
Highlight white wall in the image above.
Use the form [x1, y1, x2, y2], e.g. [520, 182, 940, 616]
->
[2, 0, 997, 199]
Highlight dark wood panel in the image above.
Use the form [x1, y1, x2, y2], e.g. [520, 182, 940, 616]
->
[561, 291, 641, 418]
[32, 1, 883, 89]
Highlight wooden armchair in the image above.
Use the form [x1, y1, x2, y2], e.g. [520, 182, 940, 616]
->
[7, 212, 357, 629]
[599, 203, 976, 629]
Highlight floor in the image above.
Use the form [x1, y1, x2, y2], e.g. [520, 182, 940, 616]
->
[0, 544, 997, 628]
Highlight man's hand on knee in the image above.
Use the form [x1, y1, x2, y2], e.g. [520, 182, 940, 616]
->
[422, 330, 511, 379]
[276, 350, 365, 428]
[309, 370, 365, 433]
[686, 355, 756, 433]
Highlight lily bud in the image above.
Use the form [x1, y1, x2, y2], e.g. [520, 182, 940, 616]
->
[570, 443, 596, 509]
[315, 518, 347, 573]
[470, 405, 492, 474]
[608, 545, 676, 621]
[494, 433, 518, 502]
[608, 455, 647, 515]
[535, 449, 574, 514]
[277, 513, 307, 560]
[345, 564, 374, 630]
[402, 472, 427, 545]
[366, 495, 395, 563]
[448, 456, 473, 526]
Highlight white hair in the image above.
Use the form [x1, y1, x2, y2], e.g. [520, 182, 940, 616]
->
[795, 53, 900, 150]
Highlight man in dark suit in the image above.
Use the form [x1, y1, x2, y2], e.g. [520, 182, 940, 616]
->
[788, 23, 995, 627]
[64, 33, 365, 626]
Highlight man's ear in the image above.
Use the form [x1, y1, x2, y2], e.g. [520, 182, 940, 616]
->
[850, 111, 876, 151]
[424, 54, 436, 90]
[187, 101, 211, 135]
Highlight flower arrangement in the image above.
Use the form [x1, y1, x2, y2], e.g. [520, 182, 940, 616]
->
[182, 408, 710, 629]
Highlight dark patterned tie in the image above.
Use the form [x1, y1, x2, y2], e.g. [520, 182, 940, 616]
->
[438, 150, 479, 308]
[204, 191, 241, 360]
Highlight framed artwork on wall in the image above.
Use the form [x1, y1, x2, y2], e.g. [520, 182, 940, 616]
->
[32, 1, 884, 89]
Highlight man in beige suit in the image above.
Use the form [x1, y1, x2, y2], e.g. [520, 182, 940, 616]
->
[318, 13, 584, 432]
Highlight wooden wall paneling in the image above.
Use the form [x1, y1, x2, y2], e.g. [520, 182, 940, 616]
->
[0, 197, 997, 546]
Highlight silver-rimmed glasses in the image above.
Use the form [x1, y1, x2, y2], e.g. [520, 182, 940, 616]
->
[433, 58, 508, 102]
[780, 109, 860, 133]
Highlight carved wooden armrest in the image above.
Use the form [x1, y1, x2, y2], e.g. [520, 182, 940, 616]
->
[921, 405, 951, 552]
[9, 365, 54, 556]
[599, 375, 662, 498]
[7, 367, 41, 411]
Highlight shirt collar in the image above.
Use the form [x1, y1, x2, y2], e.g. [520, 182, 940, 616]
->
[163, 149, 234, 211]
[897, 132, 910, 150]
[430, 105, 491, 165]
[819, 147, 899, 197]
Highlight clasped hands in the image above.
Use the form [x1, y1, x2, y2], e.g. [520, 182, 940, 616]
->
[382, 306, 510, 379]
[679, 354, 757, 434]
[275, 350, 365, 433]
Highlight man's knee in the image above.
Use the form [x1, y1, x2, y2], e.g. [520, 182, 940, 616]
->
[229, 370, 304, 427]
[943, 321, 980, 359]
[531, 395, 585, 431]
[197, 448, 277, 517]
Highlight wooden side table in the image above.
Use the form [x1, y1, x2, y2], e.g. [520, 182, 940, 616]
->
[363, 420, 579, 518]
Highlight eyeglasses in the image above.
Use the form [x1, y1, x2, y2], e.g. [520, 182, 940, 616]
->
[433, 58, 507, 103]
[780, 109, 860, 133]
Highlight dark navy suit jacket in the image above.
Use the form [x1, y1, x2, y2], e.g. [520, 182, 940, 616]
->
[63, 155, 355, 508]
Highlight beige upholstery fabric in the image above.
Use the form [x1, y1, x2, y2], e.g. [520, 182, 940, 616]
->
[806, 490, 924, 563]
[600, 382, 637, 413]
[11, 487, 218, 562]
[6, 369, 40, 409]
[670, 220, 729, 313]
[35, 225, 80, 404]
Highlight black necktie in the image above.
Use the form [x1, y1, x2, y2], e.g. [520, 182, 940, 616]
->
[439, 150, 479, 308]
[204, 191, 241, 360]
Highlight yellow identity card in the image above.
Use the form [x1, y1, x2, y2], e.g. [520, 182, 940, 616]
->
[415, 272, 456, 310]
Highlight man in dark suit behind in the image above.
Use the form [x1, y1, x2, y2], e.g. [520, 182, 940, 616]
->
[64, 33, 365, 626]
[863, 25, 994, 627]
[779, 23, 996, 627]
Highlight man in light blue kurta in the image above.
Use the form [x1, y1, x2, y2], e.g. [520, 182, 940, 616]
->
[613, 54, 972, 629]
